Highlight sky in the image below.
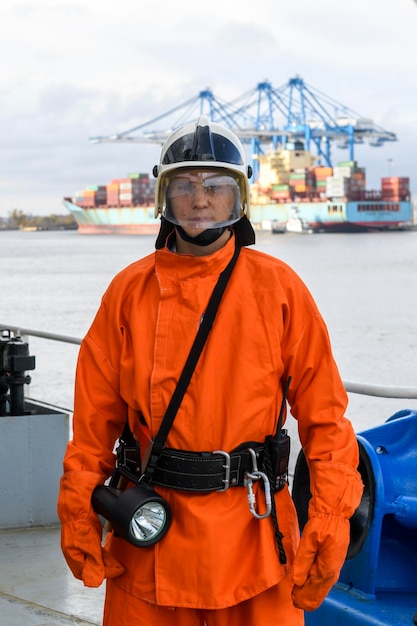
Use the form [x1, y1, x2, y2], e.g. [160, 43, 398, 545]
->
[0, 0, 416, 217]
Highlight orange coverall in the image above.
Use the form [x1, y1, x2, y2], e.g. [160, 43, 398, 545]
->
[58, 233, 362, 621]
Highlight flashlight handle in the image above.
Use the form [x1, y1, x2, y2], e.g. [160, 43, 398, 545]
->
[108, 470, 128, 490]
[103, 520, 113, 533]
[91, 485, 119, 521]
[105, 473, 128, 530]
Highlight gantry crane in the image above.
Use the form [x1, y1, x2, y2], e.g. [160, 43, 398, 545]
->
[90, 76, 397, 181]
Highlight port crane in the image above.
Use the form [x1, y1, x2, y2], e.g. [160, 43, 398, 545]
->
[90, 76, 397, 181]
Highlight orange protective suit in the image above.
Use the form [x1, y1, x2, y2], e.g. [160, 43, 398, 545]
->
[58, 232, 362, 618]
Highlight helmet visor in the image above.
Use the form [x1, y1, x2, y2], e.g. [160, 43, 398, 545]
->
[163, 170, 242, 229]
[161, 130, 244, 166]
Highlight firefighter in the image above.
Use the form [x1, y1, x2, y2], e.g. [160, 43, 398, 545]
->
[58, 116, 363, 626]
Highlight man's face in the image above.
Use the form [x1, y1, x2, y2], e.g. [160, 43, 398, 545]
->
[166, 169, 240, 236]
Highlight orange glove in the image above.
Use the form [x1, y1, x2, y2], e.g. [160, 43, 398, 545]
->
[58, 471, 124, 587]
[60, 517, 124, 587]
[292, 461, 363, 611]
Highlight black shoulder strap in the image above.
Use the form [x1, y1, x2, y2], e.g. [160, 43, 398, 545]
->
[274, 375, 292, 438]
[144, 240, 241, 481]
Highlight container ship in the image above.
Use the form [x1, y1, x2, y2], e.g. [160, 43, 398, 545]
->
[249, 143, 413, 233]
[64, 146, 413, 234]
[63, 173, 160, 235]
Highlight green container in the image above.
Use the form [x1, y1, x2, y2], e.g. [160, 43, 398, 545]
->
[337, 160, 357, 168]
[128, 172, 149, 179]
[272, 184, 290, 191]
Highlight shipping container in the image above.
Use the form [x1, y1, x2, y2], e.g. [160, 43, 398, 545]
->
[381, 177, 410, 189]
[128, 172, 150, 180]
[333, 166, 354, 178]
[337, 160, 357, 168]
[314, 166, 333, 180]
[271, 184, 291, 191]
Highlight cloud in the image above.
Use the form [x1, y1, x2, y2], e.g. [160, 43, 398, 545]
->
[0, 0, 416, 216]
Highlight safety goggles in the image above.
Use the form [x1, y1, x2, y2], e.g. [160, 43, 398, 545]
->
[167, 172, 239, 200]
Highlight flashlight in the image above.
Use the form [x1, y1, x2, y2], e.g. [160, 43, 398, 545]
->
[92, 482, 172, 547]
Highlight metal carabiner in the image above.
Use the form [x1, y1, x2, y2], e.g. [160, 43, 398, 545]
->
[244, 448, 272, 520]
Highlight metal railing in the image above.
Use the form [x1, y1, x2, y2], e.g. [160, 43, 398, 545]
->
[1, 324, 81, 346]
[2, 323, 417, 399]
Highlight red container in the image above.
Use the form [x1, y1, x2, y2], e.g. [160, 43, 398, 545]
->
[271, 191, 291, 200]
[81, 197, 96, 208]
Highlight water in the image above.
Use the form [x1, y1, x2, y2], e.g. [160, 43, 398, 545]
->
[1, 229, 417, 437]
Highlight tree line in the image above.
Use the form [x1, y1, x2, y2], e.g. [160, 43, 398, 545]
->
[0, 209, 78, 231]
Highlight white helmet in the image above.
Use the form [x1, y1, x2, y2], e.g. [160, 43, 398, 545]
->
[153, 116, 252, 229]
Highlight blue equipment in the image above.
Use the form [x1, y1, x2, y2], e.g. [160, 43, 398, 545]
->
[292, 409, 417, 626]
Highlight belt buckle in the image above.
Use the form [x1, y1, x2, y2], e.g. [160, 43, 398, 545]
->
[213, 450, 231, 492]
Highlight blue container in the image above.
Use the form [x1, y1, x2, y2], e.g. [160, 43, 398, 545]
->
[292, 409, 417, 626]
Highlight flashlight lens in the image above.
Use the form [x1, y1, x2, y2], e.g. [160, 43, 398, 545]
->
[130, 502, 167, 543]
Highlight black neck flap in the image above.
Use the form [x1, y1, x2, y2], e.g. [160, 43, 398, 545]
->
[155, 215, 255, 250]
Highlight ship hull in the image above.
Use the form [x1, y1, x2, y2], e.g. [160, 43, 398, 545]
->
[63, 199, 160, 235]
[250, 200, 413, 232]
[65, 198, 412, 235]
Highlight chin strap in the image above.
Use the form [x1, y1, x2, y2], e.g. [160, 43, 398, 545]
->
[155, 216, 256, 250]
[175, 225, 228, 246]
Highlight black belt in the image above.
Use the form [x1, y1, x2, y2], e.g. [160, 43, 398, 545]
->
[152, 442, 287, 493]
